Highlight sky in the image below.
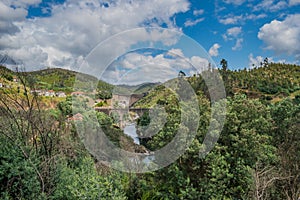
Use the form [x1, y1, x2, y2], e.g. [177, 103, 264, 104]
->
[0, 0, 300, 82]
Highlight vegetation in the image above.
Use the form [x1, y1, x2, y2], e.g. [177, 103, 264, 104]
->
[0, 62, 299, 199]
[225, 62, 300, 99]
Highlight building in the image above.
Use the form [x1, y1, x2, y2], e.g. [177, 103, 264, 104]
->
[30, 89, 43, 96]
[12, 76, 19, 82]
[56, 91, 66, 97]
[49, 90, 55, 97]
[44, 90, 55, 97]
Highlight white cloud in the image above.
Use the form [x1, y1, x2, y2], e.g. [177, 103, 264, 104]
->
[184, 8, 205, 27]
[222, 27, 243, 51]
[0, 1, 28, 34]
[190, 56, 209, 71]
[222, 26, 244, 51]
[218, 13, 267, 25]
[193, 9, 204, 16]
[168, 48, 185, 57]
[232, 38, 243, 51]
[2, 0, 42, 9]
[219, 15, 243, 25]
[248, 53, 264, 68]
[184, 18, 204, 27]
[0, 0, 191, 70]
[258, 14, 300, 59]
[246, 13, 267, 20]
[209, 43, 221, 57]
[253, 0, 288, 12]
[248, 53, 276, 68]
[289, 0, 300, 5]
[101, 50, 210, 85]
[226, 27, 242, 37]
[223, 0, 245, 5]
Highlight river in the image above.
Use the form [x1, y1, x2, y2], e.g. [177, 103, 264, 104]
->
[123, 123, 140, 145]
[123, 122, 156, 164]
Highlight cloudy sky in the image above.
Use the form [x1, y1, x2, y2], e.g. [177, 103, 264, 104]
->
[0, 0, 300, 77]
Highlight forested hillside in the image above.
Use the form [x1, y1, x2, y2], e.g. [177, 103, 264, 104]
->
[0, 63, 299, 199]
[226, 63, 300, 99]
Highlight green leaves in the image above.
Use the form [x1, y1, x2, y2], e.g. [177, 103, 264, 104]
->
[0, 136, 42, 199]
[52, 156, 127, 200]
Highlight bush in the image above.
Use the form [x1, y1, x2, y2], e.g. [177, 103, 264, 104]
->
[52, 157, 127, 200]
[0, 137, 44, 199]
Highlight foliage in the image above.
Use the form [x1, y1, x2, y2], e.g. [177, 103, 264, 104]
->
[268, 98, 300, 199]
[52, 156, 127, 200]
[0, 63, 299, 199]
[225, 63, 300, 99]
[132, 95, 277, 199]
[0, 135, 44, 199]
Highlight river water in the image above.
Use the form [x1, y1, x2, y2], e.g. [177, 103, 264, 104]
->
[123, 122, 156, 165]
[123, 123, 140, 145]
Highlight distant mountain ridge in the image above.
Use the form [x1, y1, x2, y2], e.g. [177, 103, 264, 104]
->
[114, 82, 160, 95]
[1, 62, 299, 102]
[0, 65, 158, 96]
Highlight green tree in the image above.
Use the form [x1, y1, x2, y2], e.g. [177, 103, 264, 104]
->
[220, 58, 228, 71]
[52, 156, 128, 200]
[269, 98, 300, 199]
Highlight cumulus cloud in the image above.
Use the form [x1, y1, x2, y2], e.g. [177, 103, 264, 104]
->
[253, 0, 288, 12]
[223, 0, 245, 5]
[4, 0, 42, 8]
[289, 0, 300, 5]
[219, 15, 243, 25]
[168, 48, 185, 57]
[0, 0, 191, 71]
[209, 43, 221, 57]
[0, 1, 28, 34]
[185, 8, 205, 27]
[184, 18, 204, 27]
[222, 27, 243, 51]
[226, 27, 242, 38]
[218, 13, 267, 25]
[248, 53, 264, 68]
[248, 53, 276, 68]
[232, 38, 243, 51]
[193, 9, 204, 16]
[101, 49, 209, 85]
[258, 14, 300, 59]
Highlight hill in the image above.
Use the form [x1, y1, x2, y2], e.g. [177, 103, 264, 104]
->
[226, 63, 300, 101]
[0, 66, 158, 99]
[134, 63, 300, 106]
[0, 66, 114, 97]
[114, 82, 159, 95]
[1, 63, 299, 103]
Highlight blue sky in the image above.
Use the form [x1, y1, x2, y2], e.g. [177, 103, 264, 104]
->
[0, 0, 300, 73]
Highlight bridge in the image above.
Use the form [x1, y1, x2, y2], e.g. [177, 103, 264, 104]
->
[95, 107, 148, 115]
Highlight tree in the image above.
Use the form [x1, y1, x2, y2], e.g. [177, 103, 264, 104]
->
[0, 71, 62, 198]
[178, 70, 186, 78]
[263, 57, 269, 67]
[52, 156, 128, 199]
[270, 98, 300, 199]
[220, 58, 228, 71]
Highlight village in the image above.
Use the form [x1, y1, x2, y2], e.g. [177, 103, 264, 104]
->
[0, 73, 148, 129]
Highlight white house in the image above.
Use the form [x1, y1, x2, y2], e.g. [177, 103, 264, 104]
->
[56, 91, 66, 97]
